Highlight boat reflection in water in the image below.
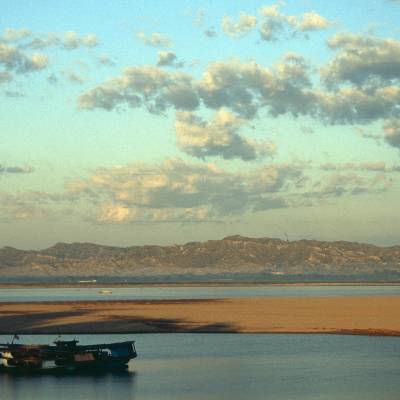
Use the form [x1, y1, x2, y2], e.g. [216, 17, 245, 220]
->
[0, 336, 137, 373]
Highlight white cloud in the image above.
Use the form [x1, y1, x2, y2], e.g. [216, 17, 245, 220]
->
[0, 43, 48, 73]
[66, 158, 304, 223]
[136, 32, 172, 48]
[78, 65, 199, 113]
[258, 3, 331, 41]
[289, 11, 330, 32]
[157, 51, 184, 68]
[198, 55, 314, 118]
[175, 109, 275, 161]
[323, 33, 400, 86]
[221, 13, 257, 38]
[1, 28, 31, 42]
[383, 119, 400, 148]
[63, 31, 98, 49]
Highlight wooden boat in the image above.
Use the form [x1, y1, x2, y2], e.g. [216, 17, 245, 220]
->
[0, 337, 137, 373]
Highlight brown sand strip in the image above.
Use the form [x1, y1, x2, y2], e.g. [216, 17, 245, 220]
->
[0, 296, 399, 336]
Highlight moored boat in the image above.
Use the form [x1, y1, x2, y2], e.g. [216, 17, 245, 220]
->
[0, 336, 137, 373]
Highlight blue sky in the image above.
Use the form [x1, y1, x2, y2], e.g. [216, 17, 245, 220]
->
[1, 0, 400, 249]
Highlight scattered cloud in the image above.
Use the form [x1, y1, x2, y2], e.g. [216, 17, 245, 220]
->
[290, 11, 330, 32]
[0, 71, 12, 84]
[320, 161, 400, 172]
[136, 31, 172, 48]
[198, 55, 314, 118]
[98, 55, 115, 66]
[175, 109, 275, 161]
[355, 127, 382, 142]
[308, 172, 392, 198]
[157, 51, 184, 68]
[0, 165, 34, 174]
[258, 3, 331, 41]
[0, 43, 48, 74]
[65, 158, 304, 223]
[63, 31, 98, 49]
[221, 13, 257, 38]
[204, 27, 217, 38]
[64, 70, 86, 84]
[78, 65, 199, 113]
[323, 33, 400, 86]
[0, 192, 49, 221]
[78, 48, 400, 127]
[0, 28, 99, 50]
[1, 28, 31, 42]
[383, 119, 400, 148]
[3, 90, 24, 98]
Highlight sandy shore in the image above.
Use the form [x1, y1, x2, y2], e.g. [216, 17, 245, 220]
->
[1, 296, 400, 336]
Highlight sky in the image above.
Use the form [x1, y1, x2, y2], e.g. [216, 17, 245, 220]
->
[1, 0, 400, 249]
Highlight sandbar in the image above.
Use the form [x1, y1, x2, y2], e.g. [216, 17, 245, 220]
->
[0, 296, 400, 336]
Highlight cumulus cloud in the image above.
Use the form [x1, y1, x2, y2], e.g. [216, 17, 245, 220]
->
[0, 28, 99, 50]
[383, 119, 400, 148]
[258, 4, 287, 40]
[136, 32, 172, 48]
[63, 31, 98, 49]
[65, 158, 304, 223]
[175, 109, 275, 161]
[221, 13, 257, 38]
[156, 51, 184, 68]
[258, 4, 331, 41]
[1, 28, 31, 42]
[198, 55, 314, 118]
[315, 85, 400, 124]
[78, 51, 400, 126]
[323, 33, 400, 86]
[78, 65, 199, 113]
[78, 55, 317, 119]
[0, 43, 48, 73]
[289, 11, 330, 32]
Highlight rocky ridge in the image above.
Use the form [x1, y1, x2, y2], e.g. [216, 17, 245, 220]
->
[0, 235, 399, 278]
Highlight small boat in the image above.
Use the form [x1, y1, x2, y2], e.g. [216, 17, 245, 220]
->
[0, 336, 137, 373]
[99, 290, 113, 295]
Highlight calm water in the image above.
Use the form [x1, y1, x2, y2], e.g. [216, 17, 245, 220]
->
[1, 285, 400, 302]
[1, 333, 399, 400]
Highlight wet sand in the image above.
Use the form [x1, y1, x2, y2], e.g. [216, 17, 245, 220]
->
[0, 296, 400, 336]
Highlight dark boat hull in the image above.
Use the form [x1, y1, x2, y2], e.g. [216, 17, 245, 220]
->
[0, 360, 130, 374]
[0, 339, 137, 375]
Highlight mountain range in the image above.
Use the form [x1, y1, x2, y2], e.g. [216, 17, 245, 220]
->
[1, 235, 399, 280]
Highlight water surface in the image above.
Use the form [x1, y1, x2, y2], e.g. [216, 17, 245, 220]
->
[1, 284, 400, 302]
[1, 333, 399, 400]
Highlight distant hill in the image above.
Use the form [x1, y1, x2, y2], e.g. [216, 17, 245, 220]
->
[1, 235, 400, 281]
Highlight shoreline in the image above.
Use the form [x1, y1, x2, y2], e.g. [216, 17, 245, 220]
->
[1, 281, 400, 289]
[1, 296, 400, 336]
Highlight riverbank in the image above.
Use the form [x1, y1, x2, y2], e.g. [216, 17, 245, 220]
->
[1, 296, 400, 336]
[1, 281, 399, 289]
